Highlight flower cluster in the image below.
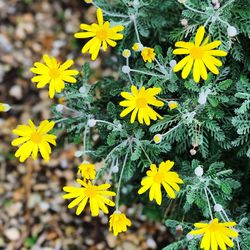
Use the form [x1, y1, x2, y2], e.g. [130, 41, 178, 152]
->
[3, 0, 243, 246]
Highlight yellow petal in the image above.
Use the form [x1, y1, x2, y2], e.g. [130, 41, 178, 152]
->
[195, 26, 205, 46]
[96, 8, 103, 25]
[181, 57, 194, 79]
[193, 60, 201, 83]
[173, 55, 191, 72]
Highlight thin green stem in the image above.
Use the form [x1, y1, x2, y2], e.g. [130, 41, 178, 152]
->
[183, 3, 206, 14]
[139, 142, 152, 164]
[83, 126, 88, 160]
[132, 16, 141, 44]
[115, 151, 129, 209]
[130, 68, 166, 78]
[204, 188, 213, 220]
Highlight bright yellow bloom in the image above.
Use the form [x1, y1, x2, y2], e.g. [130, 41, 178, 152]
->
[141, 47, 156, 62]
[138, 160, 183, 205]
[63, 179, 116, 216]
[12, 120, 56, 162]
[30, 55, 79, 98]
[109, 211, 132, 236]
[122, 49, 131, 58]
[190, 218, 238, 250]
[168, 101, 178, 110]
[74, 8, 124, 60]
[132, 42, 143, 52]
[84, 0, 92, 3]
[0, 103, 11, 112]
[153, 134, 162, 144]
[78, 162, 96, 180]
[173, 26, 227, 83]
[119, 85, 164, 126]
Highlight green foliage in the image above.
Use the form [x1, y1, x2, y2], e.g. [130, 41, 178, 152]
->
[53, 0, 250, 248]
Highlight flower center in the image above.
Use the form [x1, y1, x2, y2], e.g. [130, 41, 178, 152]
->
[85, 186, 97, 198]
[49, 67, 60, 79]
[136, 97, 147, 108]
[96, 27, 108, 41]
[153, 173, 164, 183]
[190, 46, 204, 59]
[209, 222, 220, 232]
[30, 132, 42, 144]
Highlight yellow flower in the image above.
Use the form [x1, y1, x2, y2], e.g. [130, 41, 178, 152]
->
[109, 211, 132, 236]
[132, 42, 143, 52]
[173, 26, 227, 83]
[63, 179, 116, 216]
[30, 55, 79, 98]
[153, 134, 162, 144]
[11, 120, 56, 162]
[84, 0, 92, 3]
[122, 49, 131, 58]
[78, 162, 96, 180]
[168, 101, 178, 110]
[0, 103, 11, 112]
[119, 85, 164, 126]
[138, 160, 183, 205]
[190, 218, 238, 250]
[74, 8, 124, 60]
[141, 47, 156, 62]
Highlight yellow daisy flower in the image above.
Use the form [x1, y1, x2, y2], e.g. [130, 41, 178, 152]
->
[78, 162, 96, 180]
[30, 55, 79, 99]
[138, 160, 183, 205]
[141, 47, 156, 62]
[173, 26, 227, 83]
[190, 218, 238, 250]
[74, 8, 124, 60]
[109, 211, 132, 236]
[11, 120, 56, 162]
[119, 85, 164, 126]
[0, 103, 11, 112]
[168, 101, 178, 110]
[63, 179, 116, 216]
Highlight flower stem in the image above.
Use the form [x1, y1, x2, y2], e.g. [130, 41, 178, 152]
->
[115, 151, 129, 209]
[204, 188, 213, 220]
[132, 16, 142, 44]
[139, 142, 152, 164]
[130, 68, 166, 78]
[183, 3, 206, 14]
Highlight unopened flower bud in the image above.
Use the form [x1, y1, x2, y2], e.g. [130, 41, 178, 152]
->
[190, 149, 197, 155]
[178, 0, 186, 4]
[169, 60, 177, 69]
[214, 2, 220, 9]
[168, 101, 178, 110]
[132, 42, 143, 52]
[0, 103, 11, 112]
[227, 26, 237, 37]
[87, 119, 96, 127]
[56, 104, 64, 113]
[122, 65, 131, 74]
[79, 86, 87, 93]
[214, 203, 223, 212]
[153, 134, 162, 144]
[181, 18, 188, 26]
[112, 165, 119, 173]
[195, 166, 204, 177]
[176, 225, 183, 231]
[122, 49, 131, 58]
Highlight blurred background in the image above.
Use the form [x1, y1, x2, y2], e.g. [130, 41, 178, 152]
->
[0, 1, 172, 249]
